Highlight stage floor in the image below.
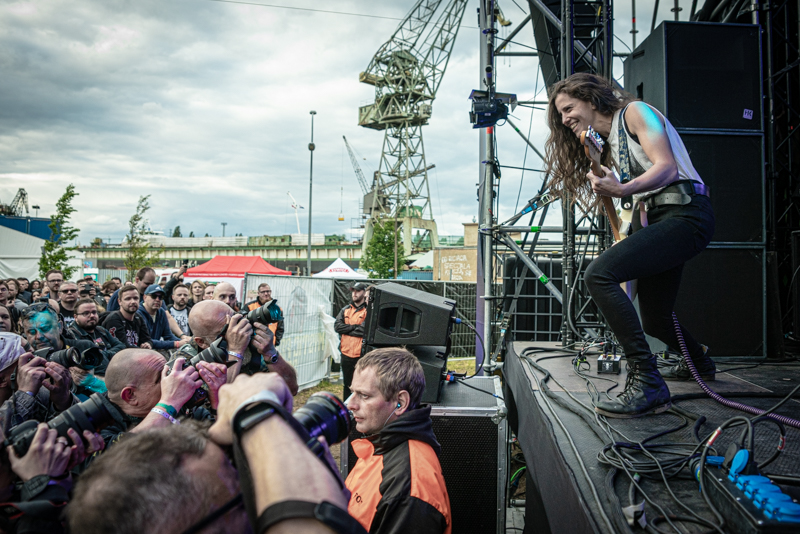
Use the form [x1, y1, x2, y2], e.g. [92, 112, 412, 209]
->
[505, 341, 800, 534]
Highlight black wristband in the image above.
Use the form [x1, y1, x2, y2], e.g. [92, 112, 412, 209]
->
[256, 500, 367, 534]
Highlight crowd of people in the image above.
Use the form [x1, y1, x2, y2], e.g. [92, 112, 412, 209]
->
[0, 267, 451, 534]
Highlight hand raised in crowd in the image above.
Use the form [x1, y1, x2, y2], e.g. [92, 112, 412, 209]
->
[159, 358, 202, 409]
[208, 372, 293, 446]
[224, 314, 252, 355]
[250, 323, 277, 360]
[140, 342, 153, 350]
[15, 352, 47, 395]
[196, 362, 227, 410]
[7, 424, 72, 482]
[65, 428, 105, 470]
[43, 361, 72, 411]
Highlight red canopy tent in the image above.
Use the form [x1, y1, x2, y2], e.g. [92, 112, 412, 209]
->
[186, 256, 291, 278]
[184, 256, 291, 301]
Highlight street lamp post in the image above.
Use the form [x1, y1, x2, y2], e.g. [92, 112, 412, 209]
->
[307, 110, 316, 276]
[221, 222, 227, 237]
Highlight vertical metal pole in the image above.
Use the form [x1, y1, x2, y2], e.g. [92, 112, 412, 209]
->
[672, 0, 682, 20]
[308, 111, 317, 276]
[632, 0, 638, 49]
[476, 2, 495, 374]
[604, 0, 614, 78]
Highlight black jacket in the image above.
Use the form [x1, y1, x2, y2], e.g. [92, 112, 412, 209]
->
[68, 323, 126, 366]
[346, 406, 451, 534]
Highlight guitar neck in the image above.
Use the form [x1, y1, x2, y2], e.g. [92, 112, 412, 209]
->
[590, 160, 622, 242]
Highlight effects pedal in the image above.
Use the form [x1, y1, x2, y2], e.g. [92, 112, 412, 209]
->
[597, 353, 621, 375]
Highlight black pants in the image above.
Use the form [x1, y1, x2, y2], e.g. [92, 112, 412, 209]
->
[584, 194, 715, 362]
[341, 355, 359, 402]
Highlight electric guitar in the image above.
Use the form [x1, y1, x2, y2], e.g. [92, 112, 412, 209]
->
[580, 126, 623, 242]
[581, 126, 636, 300]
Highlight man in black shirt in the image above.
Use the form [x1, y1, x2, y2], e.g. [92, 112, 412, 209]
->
[70, 298, 126, 363]
[101, 286, 152, 349]
[57, 282, 79, 328]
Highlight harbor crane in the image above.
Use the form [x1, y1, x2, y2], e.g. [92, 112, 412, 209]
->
[358, 0, 470, 256]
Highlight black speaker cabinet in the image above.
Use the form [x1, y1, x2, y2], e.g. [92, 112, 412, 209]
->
[502, 255, 563, 342]
[670, 247, 765, 357]
[341, 377, 508, 534]
[680, 133, 764, 243]
[624, 22, 762, 131]
[364, 282, 456, 348]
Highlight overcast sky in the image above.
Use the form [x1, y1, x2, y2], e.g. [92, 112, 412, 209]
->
[0, 0, 687, 245]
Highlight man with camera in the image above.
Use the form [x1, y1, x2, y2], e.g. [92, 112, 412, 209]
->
[101, 285, 153, 349]
[2, 308, 82, 435]
[68, 299, 125, 365]
[137, 284, 190, 353]
[345, 347, 452, 534]
[335, 282, 369, 401]
[178, 300, 298, 393]
[245, 283, 284, 346]
[99, 348, 227, 449]
[69, 372, 360, 534]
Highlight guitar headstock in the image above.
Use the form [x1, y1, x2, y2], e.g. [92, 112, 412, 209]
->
[580, 125, 604, 168]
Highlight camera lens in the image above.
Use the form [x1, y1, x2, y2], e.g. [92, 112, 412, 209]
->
[48, 345, 103, 370]
[294, 392, 351, 446]
[6, 393, 115, 457]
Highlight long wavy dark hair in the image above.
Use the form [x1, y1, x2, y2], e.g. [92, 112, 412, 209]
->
[543, 73, 634, 207]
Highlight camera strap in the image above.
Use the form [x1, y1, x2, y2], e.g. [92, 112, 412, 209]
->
[256, 500, 366, 534]
[231, 398, 353, 534]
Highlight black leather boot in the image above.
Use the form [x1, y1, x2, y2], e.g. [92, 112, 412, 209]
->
[662, 345, 716, 382]
[595, 357, 672, 418]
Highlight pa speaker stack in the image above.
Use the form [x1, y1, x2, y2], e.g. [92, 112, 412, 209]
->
[624, 22, 765, 357]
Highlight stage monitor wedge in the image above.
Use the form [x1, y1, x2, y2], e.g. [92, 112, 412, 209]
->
[624, 22, 762, 131]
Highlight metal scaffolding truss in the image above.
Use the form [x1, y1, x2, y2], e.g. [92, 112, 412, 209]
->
[476, 0, 615, 370]
[763, 0, 800, 334]
[478, 0, 800, 364]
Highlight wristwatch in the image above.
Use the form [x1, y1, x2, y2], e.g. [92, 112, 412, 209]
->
[231, 390, 285, 438]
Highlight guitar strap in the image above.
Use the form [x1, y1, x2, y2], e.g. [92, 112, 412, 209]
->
[616, 106, 635, 233]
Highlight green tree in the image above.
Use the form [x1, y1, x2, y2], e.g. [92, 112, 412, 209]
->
[188, 231, 195, 238]
[172, 226, 182, 237]
[38, 184, 80, 279]
[361, 219, 405, 279]
[124, 195, 162, 279]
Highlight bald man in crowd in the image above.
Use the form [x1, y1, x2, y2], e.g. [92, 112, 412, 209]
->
[212, 283, 238, 311]
[99, 348, 227, 450]
[177, 300, 298, 394]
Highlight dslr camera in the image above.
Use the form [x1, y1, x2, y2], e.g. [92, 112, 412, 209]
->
[166, 300, 285, 410]
[4, 393, 116, 457]
[33, 340, 103, 371]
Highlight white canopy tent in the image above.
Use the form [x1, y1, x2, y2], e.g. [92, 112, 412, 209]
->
[312, 258, 367, 279]
[0, 226, 84, 279]
[409, 250, 434, 269]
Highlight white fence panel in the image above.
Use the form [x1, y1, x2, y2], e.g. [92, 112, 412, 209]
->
[244, 274, 335, 390]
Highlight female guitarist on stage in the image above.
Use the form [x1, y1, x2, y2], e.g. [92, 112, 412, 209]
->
[544, 73, 716, 418]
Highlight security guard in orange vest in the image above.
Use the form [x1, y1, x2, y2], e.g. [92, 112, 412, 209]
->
[334, 282, 369, 400]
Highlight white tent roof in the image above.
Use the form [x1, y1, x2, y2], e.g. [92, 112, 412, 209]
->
[0, 226, 84, 280]
[409, 250, 434, 269]
[312, 258, 367, 279]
